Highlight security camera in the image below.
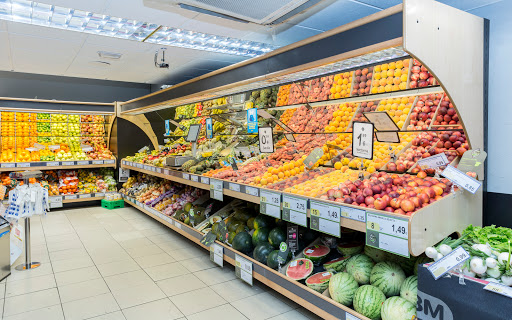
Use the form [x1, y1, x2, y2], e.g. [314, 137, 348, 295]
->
[155, 48, 169, 69]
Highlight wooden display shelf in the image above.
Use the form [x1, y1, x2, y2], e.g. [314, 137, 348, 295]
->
[121, 160, 480, 257]
[122, 196, 371, 320]
[0, 160, 116, 172]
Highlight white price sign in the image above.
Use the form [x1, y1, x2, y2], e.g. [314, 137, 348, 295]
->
[341, 206, 366, 222]
[484, 282, 512, 299]
[352, 122, 374, 160]
[210, 243, 224, 267]
[95, 192, 105, 197]
[282, 195, 308, 227]
[191, 175, 199, 182]
[417, 153, 449, 170]
[77, 161, 89, 165]
[1, 163, 15, 168]
[201, 177, 210, 184]
[235, 254, 253, 286]
[310, 201, 341, 237]
[260, 190, 281, 219]
[16, 163, 30, 168]
[62, 161, 74, 166]
[428, 246, 470, 279]
[80, 194, 92, 198]
[366, 212, 409, 258]
[182, 173, 190, 180]
[49, 196, 63, 208]
[258, 126, 274, 153]
[64, 195, 77, 200]
[92, 160, 104, 164]
[229, 183, 240, 192]
[246, 186, 259, 197]
[210, 179, 223, 201]
[46, 161, 59, 167]
[346, 313, 361, 320]
[441, 165, 481, 194]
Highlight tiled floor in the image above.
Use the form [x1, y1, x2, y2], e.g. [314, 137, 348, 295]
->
[0, 206, 323, 320]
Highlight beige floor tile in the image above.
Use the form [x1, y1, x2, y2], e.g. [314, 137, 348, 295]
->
[266, 309, 311, 320]
[3, 305, 64, 320]
[49, 248, 89, 262]
[125, 244, 164, 258]
[147, 232, 183, 244]
[140, 226, 170, 237]
[88, 248, 132, 265]
[145, 262, 189, 281]
[89, 311, 126, 320]
[4, 288, 60, 317]
[111, 282, 166, 309]
[168, 246, 207, 260]
[170, 287, 226, 316]
[0, 282, 5, 298]
[5, 274, 56, 298]
[210, 279, 266, 302]
[187, 304, 247, 320]
[97, 259, 141, 277]
[231, 292, 294, 320]
[46, 239, 84, 252]
[133, 252, 175, 269]
[7, 263, 54, 282]
[179, 255, 217, 273]
[52, 256, 94, 273]
[194, 265, 237, 286]
[55, 266, 102, 286]
[122, 298, 183, 320]
[157, 273, 207, 297]
[62, 292, 120, 320]
[111, 231, 145, 242]
[118, 237, 154, 249]
[104, 270, 153, 291]
[59, 278, 110, 303]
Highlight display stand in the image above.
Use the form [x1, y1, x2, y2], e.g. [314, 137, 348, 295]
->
[9, 171, 43, 271]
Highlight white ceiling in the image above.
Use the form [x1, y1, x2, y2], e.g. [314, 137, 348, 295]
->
[0, 0, 502, 85]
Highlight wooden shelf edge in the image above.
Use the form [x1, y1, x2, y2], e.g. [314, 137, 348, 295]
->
[62, 196, 105, 203]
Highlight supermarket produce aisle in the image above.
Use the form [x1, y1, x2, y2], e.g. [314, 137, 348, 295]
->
[0, 206, 322, 320]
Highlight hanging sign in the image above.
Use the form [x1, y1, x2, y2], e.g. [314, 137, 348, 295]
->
[258, 127, 274, 153]
[165, 120, 170, 136]
[441, 165, 482, 194]
[417, 153, 449, 170]
[352, 122, 374, 160]
[247, 108, 258, 133]
[304, 148, 324, 169]
[457, 149, 487, 179]
[205, 118, 213, 139]
[427, 246, 470, 280]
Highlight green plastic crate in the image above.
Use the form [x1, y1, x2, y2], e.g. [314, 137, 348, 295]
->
[101, 199, 124, 210]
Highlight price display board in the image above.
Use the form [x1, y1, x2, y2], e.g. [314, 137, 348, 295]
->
[209, 243, 224, 267]
[282, 195, 308, 227]
[186, 124, 201, 142]
[441, 165, 482, 194]
[49, 196, 63, 208]
[229, 183, 240, 192]
[340, 206, 366, 222]
[484, 282, 512, 299]
[260, 190, 281, 219]
[352, 122, 374, 160]
[246, 186, 259, 197]
[417, 153, 449, 170]
[258, 127, 274, 153]
[427, 246, 470, 279]
[366, 212, 409, 258]
[235, 254, 253, 286]
[309, 200, 341, 237]
[209, 179, 223, 201]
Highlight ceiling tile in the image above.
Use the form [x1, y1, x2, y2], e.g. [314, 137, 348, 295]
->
[0, 20, 7, 32]
[7, 22, 88, 42]
[11, 49, 75, 75]
[0, 32, 12, 70]
[36, 0, 109, 13]
[9, 32, 83, 54]
[178, 12, 262, 38]
[349, 0, 402, 10]
[437, 0, 503, 11]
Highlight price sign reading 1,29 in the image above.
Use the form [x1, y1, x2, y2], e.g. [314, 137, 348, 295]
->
[260, 190, 281, 219]
[309, 200, 341, 237]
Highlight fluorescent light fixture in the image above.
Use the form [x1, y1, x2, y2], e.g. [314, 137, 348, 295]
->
[0, 0, 276, 57]
[98, 51, 122, 60]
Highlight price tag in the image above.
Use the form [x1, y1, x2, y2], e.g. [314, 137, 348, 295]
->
[258, 126, 274, 153]
[247, 108, 258, 133]
[340, 206, 366, 222]
[303, 148, 324, 169]
[183, 173, 190, 180]
[49, 196, 63, 208]
[366, 212, 409, 257]
[417, 153, 449, 170]
[229, 183, 240, 192]
[64, 195, 78, 200]
[441, 165, 481, 194]
[235, 254, 253, 286]
[352, 122, 374, 160]
[46, 161, 59, 167]
[201, 231, 217, 247]
[484, 282, 512, 299]
[1, 163, 15, 168]
[119, 168, 130, 183]
[191, 175, 199, 182]
[282, 195, 308, 227]
[209, 243, 224, 267]
[49, 145, 60, 151]
[246, 186, 259, 197]
[210, 179, 223, 201]
[346, 313, 361, 320]
[62, 161, 75, 166]
[201, 177, 210, 184]
[16, 163, 30, 168]
[104, 160, 115, 164]
[309, 201, 341, 237]
[277, 242, 290, 265]
[77, 160, 90, 165]
[427, 246, 470, 279]
[80, 194, 92, 199]
[205, 117, 213, 139]
[92, 160, 104, 164]
[143, 165, 150, 170]
[260, 190, 281, 219]
[95, 192, 105, 197]
[138, 146, 149, 153]
[287, 225, 298, 254]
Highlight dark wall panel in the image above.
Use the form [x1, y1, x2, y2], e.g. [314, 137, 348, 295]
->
[117, 118, 153, 160]
[484, 192, 512, 228]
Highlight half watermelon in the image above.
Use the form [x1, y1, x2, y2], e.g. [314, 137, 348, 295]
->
[303, 245, 330, 266]
[306, 271, 332, 292]
[286, 258, 314, 281]
[323, 256, 351, 273]
[337, 242, 364, 257]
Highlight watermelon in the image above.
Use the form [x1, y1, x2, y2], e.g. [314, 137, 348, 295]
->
[370, 261, 406, 297]
[232, 232, 253, 254]
[267, 250, 291, 270]
[323, 256, 350, 273]
[337, 242, 364, 256]
[414, 255, 433, 275]
[364, 245, 390, 263]
[328, 272, 359, 306]
[400, 275, 418, 305]
[268, 228, 286, 249]
[253, 215, 272, 229]
[381, 296, 416, 320]
[303, 245, 330, 266]
[306, 271, 332, 293]
[253, 242, 273, 264]
[286, 258, 314, 281]
[346, 254, 375, 285]
[353, 285, 386, 320]
[388, 254, 417, 276]
[252, 227, 270, 246]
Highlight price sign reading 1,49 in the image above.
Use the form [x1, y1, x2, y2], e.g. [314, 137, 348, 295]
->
[309, 200, 340, 237]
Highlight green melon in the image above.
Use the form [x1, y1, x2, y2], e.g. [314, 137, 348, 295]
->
[346, 254, 375, 285]
[253, 215, 272, 229]
[232, 232, 253, 254]
[247, 217, 255, 230]
[286, 258, 314, 281]
[353, 285, 386, 320]
[267, 250, 280, 270]
[303, 245, 330, 266]
[252, 227, 271, 247]
[328, 272, 359, 306]
[268, 228, 286, 249]
[253, 242, 274, 264]
[414, 255, 433, 275]
[305, 271, 332, 293]
[364, 245, 390, 263]
[323, 256, 351, 273]
[400, 275, 418, 305]
[381, 296, 416, 320]
[337, 242, 364, 257]
[370, 261, 406, 297]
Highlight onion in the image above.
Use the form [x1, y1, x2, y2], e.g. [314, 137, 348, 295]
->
[470, 257, 487, 275]
[485, 257, 498, 269]
[486, 266, 501, 279]
[439, 244, 452, 256]
[498, 252, 511, 265]
[434, 253, 444, 261]
[485, 278, 500, 283]
[425, 246, 438, 259]
[462, 267, 475, 278]
[472, 244, 492, 256]
[501, 275, 512, 286]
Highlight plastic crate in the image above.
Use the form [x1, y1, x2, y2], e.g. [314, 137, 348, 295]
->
[101, 199, 124, 210]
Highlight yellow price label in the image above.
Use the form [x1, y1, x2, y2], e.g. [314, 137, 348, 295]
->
[210, 184, 214, 190]
[311, 208, 320, 216]
[433, 267, 446, 278]
[367, 221, 380, 231]
[260, 196, 267, 203]
[236, 261, 241, 268]
[341, 211, 349, 218]
[283, 202, 290, 209]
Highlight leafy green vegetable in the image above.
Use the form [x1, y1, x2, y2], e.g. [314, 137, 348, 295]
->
[462, 225, 512, 252]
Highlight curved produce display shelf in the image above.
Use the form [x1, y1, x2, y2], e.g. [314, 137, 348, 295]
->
[0, 160, 117, 172]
